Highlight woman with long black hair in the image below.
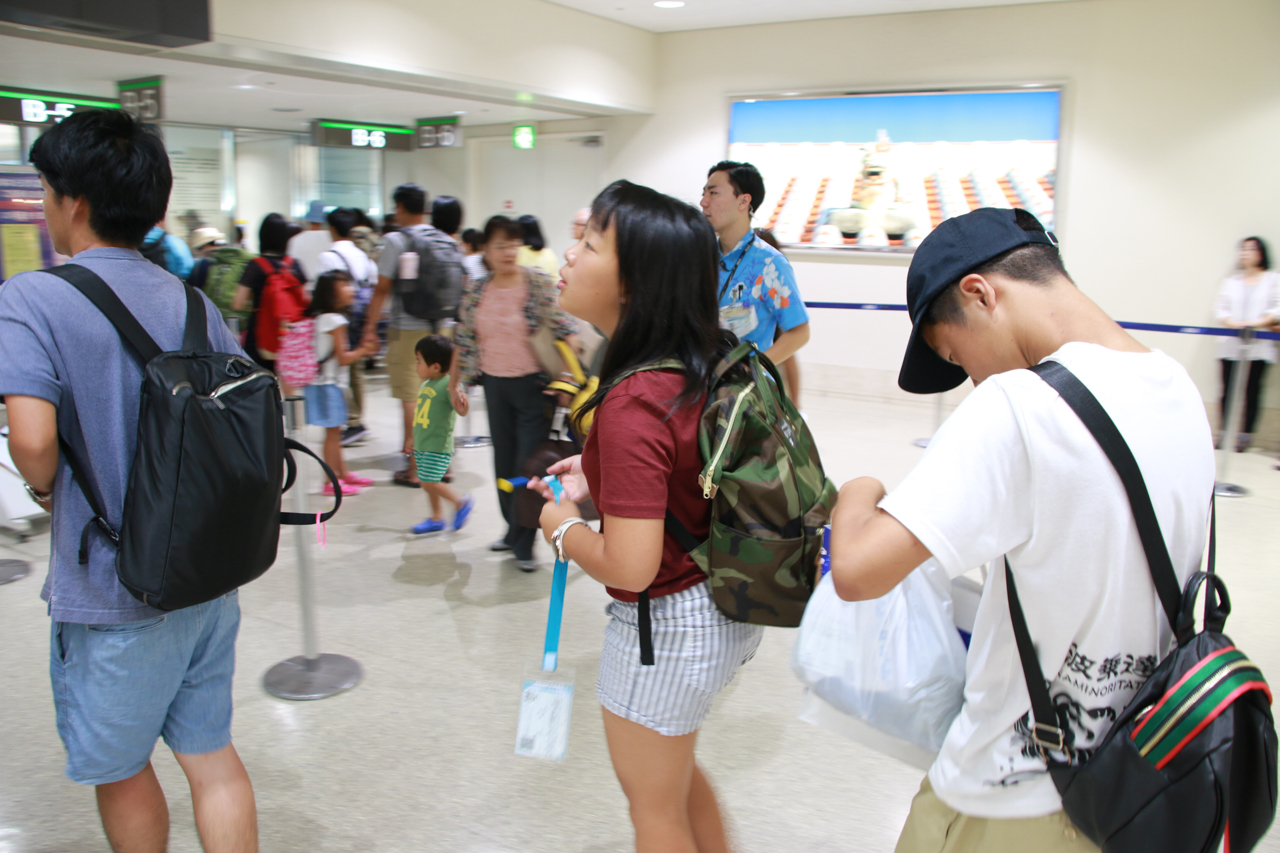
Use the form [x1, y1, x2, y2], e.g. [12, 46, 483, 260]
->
[531, 180, 761, 853]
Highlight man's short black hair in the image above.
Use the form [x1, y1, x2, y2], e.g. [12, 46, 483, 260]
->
[924, 227, 1072, 327]
[432, 196, 463, 236]
[326, 207, 358, 238]
[393, 183, 427, 215]
[414, 333, 454, 371]
[708, 160, 766, 215]
[28, 108, 171, 245]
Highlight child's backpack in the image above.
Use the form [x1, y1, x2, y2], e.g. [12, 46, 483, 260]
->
[46, 264, 342, 612]
[253, 256, 308, 356]
[275, 317, 321, 390]
[203, 246, 254, 326]
[621, 342, 839, 664]
[393, 226, 464, 321]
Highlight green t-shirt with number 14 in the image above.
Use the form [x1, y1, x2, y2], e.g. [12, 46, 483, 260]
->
[413, 375, 455, 454]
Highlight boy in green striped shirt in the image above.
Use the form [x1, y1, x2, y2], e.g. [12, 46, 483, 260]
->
[412, 335, 474, 534]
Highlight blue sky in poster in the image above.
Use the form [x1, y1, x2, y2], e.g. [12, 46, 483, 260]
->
[729, 91, 1060, 145]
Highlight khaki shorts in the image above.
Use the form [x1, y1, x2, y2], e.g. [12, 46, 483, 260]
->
[895, 777, 1099, 853]
[386, 326, 450, 401]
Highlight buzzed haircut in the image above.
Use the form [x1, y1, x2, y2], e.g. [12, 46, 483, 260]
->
[326, 207, 358, 238]
[393, 183, 427, 215]
[708, 160, 766, 215]
[415, 333, 454, 371]
[925, 211, 1071, 327]
[28, 107, 172, 245]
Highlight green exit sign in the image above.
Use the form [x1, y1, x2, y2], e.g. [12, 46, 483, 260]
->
[513, 125, 536, 150]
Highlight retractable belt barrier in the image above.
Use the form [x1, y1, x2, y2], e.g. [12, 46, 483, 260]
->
[807, 304, 1272, 497]
[803, 302, 1280, 340]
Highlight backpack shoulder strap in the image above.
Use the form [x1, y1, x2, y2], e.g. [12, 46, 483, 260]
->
[1028, 360, 1182, 627]
[45, 264, 163, 362]
[1006, 359, 1189, 761]
[182, 284, 208, 352]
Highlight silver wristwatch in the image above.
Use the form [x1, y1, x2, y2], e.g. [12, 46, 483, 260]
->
[24, 482, 52, 503]
[551, 517, 590, 562]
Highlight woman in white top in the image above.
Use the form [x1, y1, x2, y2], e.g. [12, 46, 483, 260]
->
[1214, 236, 1280, 451]
[304, 271, 377, 496]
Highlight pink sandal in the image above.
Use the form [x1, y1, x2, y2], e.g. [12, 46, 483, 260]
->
[323, 481, 363, 497]
[343, 473, 375, 487]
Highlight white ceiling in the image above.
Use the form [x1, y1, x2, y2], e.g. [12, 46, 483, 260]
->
[0, 35, 579, 133]
[543, 0, 1076, 32]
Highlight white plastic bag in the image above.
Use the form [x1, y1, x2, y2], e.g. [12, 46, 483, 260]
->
[791, 561, 967, 754]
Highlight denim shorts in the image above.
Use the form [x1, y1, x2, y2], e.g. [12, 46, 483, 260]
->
[304, 383, 348, 428]
[50, 590, 241, 785]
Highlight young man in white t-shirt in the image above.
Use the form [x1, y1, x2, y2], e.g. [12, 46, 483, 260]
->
[829, 208, 1214, 852]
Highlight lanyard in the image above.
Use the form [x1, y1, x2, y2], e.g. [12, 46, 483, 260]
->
[718, 234, 756, 301]
[542, 475, 568, 672]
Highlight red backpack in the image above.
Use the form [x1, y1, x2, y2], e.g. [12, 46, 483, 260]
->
[253, 256, 308, 356]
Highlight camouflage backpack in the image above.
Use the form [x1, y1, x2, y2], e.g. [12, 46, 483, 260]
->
[203, 246, 254, 327]
[620, 342, 838, 664]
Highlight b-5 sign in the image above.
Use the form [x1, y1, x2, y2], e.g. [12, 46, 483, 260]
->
[0, 87, 120, 126]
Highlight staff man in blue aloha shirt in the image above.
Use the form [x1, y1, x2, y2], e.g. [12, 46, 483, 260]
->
[701, 160, 810, 364]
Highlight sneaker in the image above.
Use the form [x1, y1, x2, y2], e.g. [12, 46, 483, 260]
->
[343, 472, 375, 487]
[412, 518, 446, 534]
[323, 481, 363, 497]
[516, 559, 538, 573]
[489, 538, 513, 552]
[1236, 433, 1252, 453]
[341, 424, 370, 446]
[453, 496, 474, 531]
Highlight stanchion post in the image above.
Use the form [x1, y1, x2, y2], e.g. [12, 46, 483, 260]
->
[263, 396, 363, 700]
[913, 392, 946, 449]
[1215, 328, 1253, 498]
[458, 385, 492, 449]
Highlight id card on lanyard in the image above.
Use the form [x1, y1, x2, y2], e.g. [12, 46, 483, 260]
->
[515, 475, 576, 762]
[718, 236, 759, 338]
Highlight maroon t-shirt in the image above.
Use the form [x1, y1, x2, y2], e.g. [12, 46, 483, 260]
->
[581, 369, 708, 602]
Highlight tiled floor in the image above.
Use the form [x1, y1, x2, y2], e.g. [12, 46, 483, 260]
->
[2, 374, 1278, 852]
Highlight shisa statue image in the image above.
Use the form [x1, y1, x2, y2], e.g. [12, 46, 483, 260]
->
[821, 132, 923, 247]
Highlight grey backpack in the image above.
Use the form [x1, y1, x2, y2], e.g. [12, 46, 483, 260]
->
[394, 226, 464, 321]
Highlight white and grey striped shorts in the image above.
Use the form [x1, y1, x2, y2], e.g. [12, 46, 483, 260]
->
[597, 581, 765, 737]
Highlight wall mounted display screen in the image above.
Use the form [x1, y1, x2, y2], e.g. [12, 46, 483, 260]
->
[728, 89, 1059, 251]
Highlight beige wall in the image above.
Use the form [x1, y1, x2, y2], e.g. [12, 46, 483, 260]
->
[406, 0, 1280, 439]
[209, 0, 657, 114]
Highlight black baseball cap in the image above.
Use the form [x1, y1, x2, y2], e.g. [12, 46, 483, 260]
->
[898, 207, 1058, 394]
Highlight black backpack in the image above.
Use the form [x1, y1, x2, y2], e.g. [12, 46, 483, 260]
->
[1009, 361, 1276, 853]
[393, 226, 464, 321]
[138, 231, 170, 271]
[47, 264, 342, 612]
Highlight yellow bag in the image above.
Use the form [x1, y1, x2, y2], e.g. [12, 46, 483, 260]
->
[544, 339, 599, 436]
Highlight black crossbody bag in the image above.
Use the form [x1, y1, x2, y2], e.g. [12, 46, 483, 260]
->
[1007, 361, 1276, 852]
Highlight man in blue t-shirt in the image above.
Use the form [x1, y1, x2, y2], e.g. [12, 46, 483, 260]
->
[701, 160, 810, 363]
[0, 109, 257, 850]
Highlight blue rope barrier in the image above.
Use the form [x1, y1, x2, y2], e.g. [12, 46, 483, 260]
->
[803, 302, 1280, 341]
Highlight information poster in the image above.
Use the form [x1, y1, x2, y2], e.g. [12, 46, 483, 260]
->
[0, 171, 53, 285]
[167, 145, 225, 239]
[728, 90, 1060, 251]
